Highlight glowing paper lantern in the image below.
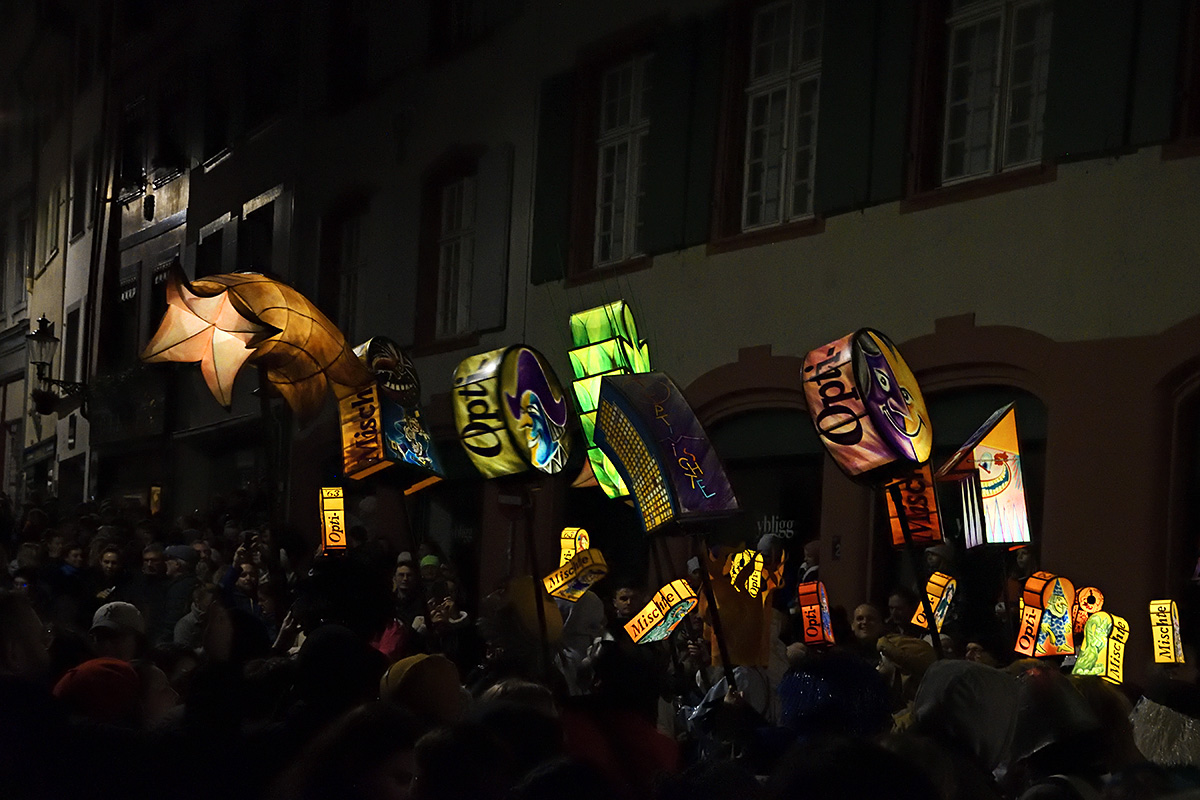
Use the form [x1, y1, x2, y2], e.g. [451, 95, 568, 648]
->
[360, 337, 444, 474]
[624, 579, 698, 644]
[935, 403, 1032, 548]
[142, 270, 372, 421]
[567, 301, 652, 498]
[802, 329, 932, 480]
[1150, 600, 1185, 664]
[594, 372, 738, 534]
[1074, 587, 1105, 636]
[319, 488, 347, 551]
[797, 581, 835, 645]
[1015, 571, 1076, 657]
[542, 549, 608, 603]
[728, 550, 764, 597]
[1072, 612, 1130, 684]
[911, 572, 957, 632]
[559, 527, 590, 566]
[339, 384, 391, 480]
[883, 463, 943, 547]
[452, 346, 573, 478]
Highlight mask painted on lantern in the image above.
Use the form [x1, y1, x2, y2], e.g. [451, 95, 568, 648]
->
[505, 349, 570, 474]
[854, 330, 932, 464]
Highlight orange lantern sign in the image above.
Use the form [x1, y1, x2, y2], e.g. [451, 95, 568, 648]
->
[1072, 612, 1130, 684]
[1015, 571, 1076, 657]
[1073, 586, 1105, 636]
[319, 488, 347, 551]
[797, 581, 835, 645]
[1150, 600, 1185, 664]
[624, 580, 698, 644]
[559, 527, 591, 566]
[542, 549, 608, 603]
[911, 572, 957, 632]
[883, 463, 943, 547]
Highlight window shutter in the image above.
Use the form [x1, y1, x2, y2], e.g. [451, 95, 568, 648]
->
[530, 71, 574, 285]
[683, 9, 726, 248]
[641, 20, 698, 256]
[1043, 0, 1138, 162]
[869, 0, 916, 205]
[814, 0, 878, 217]
[471, 142, 513, 333]
[1129, 0, 1185, 147]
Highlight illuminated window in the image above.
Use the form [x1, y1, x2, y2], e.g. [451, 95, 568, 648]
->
[941, 0, 1052, 183]
[436, 175, 476, 339]
[742, 0, 823, 230]
[594, 55, 651, 266]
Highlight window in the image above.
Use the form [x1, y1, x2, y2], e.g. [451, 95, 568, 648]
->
[118, 99, 147, 197]
[593, 55, 651, 266]
[71, 151, 89, 239]
[941, 0, 1052, 183]
[436, 175, 475, 339]
[742, 0, 823, 229]
[239, 202, 274, 273]
[44, 185, 61, 263]
[15, 211, 32, 289]
[64, 309, 80, 384]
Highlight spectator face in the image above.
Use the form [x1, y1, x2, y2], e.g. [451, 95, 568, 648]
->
[12, 576, 30, 594]
[1016, 547, 1033, 574]
[192, 541, 212, 562]
[420, 563, 439, 582]
[46, 535, 65, 559]
[887, 594, 914, 626]
[64, 547, 84, 569]
[852, 604, 885, 644]
[92, 629, 139, 661]
[394, 565, 416, 595]
[101, 551, 121, 579]
[613, 587, 642, 620]
[165, 557, 185, 577]
[236, 563, 259, 595]
[143, 550, 166, 576]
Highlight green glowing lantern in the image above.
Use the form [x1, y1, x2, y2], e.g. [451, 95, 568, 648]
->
[567, 301, 651, 498]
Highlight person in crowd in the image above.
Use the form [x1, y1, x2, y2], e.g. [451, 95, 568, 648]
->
[223, 557, 262, 616]
[114, 542, 170, 636]
[419, 553, 441, 583]
[413, 579, 479, 673]
[53, 656, 143, 726]
[90, 600, 146, 661]
[608, 582, 645, 642]
[886, 587, 923, 637]
[393, 554, 426, 630]
[174, 582, 215, 649]
[381, 652, 468, 726]
[799, 540, 820, 583]
[157, 544, 199, 644]
[851, 603, 886, 664]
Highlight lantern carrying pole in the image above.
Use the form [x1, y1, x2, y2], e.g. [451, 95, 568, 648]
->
[522, 500, 552, 681]
[886, 482, 944, 660]
[694, 537, 738, 693]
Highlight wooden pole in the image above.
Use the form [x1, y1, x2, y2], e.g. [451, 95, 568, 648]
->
[887, 482, 944, 659]
[694, 537, 738, 692]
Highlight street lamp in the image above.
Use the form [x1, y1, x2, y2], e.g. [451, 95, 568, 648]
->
[25, 314, 87, 415]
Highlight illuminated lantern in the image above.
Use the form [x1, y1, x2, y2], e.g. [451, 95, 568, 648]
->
[542, 549, 608, 603]
[567, 301, 652, 498]
[142, 270, 372, 421]
[1150, 600, 1185, 664]
[802, 329, 932, 480]
[883, 463, 943, 547]
[594, 372, 738, 534]
[911, 572, 957, 632]
[797, 581, 835, 645]
[935, 403, 1033, 548]
[559, 527, 590, 566]
[452, 346, 574, 478]
[1015, 571, 1076, 657]
[624, 580, 698, 644]
[319, 488, 347, 551]
[1073, 587, 1105, 636]
[728, 550, 764, 597]
[1072, 612, 1130, 684]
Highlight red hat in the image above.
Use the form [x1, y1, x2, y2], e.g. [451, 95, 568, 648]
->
[52, 657, 140, 725]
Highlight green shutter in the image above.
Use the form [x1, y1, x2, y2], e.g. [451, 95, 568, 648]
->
[869, 0, 916, 205]
[530, 71, 574, 285]
[683, 9, 726, 248]
[814, 0, 878, 217]
[1043, 0, 1138, 162]
[641, 21, 698, 256]
[1129, 0, 1184, 147]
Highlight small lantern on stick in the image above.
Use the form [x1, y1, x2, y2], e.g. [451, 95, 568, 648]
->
[1150, 600, 1185, 664]
[797, 581, 835, 646]
[1015, 571, 1076, 657]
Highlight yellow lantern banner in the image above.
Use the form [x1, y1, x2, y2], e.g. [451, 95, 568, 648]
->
[559, 527, 590, 566]
[142, 269, 372, 421]
[625, 580, 698, 644]
[320, 488, 347, 551]
[911, 572, 957, 632]
[1015, 571, 1076, 657]
[797, 581, 835, 646]
[1150, 600, 1185, 664]
[1073, 612, 1130, 684]
[453, 346, 573, 479]
[542, 549, 608, 603]
[883, 464, 943, 547]
[338, 384, 391, 480]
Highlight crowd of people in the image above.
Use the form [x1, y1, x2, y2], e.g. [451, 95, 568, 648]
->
[2, 491, 1200, 800]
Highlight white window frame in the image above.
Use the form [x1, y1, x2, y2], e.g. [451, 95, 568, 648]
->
[741, 0, 823, 232]
[593, 54, 651, 268]
[44, 184, 61, 264]
[941, 0, 1053, 185]
[436, 175, 476, 339]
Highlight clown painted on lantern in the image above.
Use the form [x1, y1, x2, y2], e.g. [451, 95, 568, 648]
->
[853, 329, 932, 464]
